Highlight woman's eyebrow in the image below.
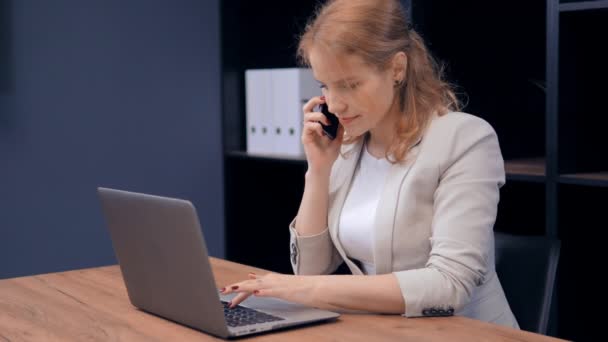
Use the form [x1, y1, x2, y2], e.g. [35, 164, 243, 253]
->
[315, 77, 358, 85]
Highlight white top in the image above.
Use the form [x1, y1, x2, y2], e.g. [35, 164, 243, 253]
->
[338, 142, 392, 275]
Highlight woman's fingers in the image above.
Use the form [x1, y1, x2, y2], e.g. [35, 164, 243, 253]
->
[251, 288, 277, 298]
[304, 111, 330, 126]
[223, 275, 256, 309]
[229, 292, 252, 308]
[222, 272, 281, 308]
[302, 96, 325, 114]
[221, 273, 262, 294]
[303, 122, 325, 140]
[221, 282, 243, 294]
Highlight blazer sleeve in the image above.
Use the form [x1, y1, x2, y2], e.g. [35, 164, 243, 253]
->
[288, 218, 344, 275]
[393, 118, 505, 317]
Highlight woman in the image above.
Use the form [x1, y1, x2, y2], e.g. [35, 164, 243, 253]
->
[222, 0, 519, 328]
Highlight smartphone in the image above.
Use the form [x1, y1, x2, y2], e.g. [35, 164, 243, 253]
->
[314, 103, 339, 140]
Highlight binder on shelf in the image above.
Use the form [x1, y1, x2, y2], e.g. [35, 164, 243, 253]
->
[276, 68, 318, 157]
[271, 69, 291, 155]
[260, 71, 274, 154]
[245, 68, 319, 157]
[245, 69, 272, 154]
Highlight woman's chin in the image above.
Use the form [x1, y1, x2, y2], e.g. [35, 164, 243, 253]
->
[344, 128, 367, 139]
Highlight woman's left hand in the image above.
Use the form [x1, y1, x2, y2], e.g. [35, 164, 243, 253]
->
[220, 272, 318, 309]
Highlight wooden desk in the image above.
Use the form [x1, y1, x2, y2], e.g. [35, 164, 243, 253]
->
[0, 258, 567, 341]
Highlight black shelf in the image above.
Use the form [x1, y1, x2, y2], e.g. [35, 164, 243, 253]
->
[560, 0, 608, 12]
[226, 150, 307, 165]
[504, 158, 546, 182]
[550, 2, 607, 341]
[558, 173, 608, 187]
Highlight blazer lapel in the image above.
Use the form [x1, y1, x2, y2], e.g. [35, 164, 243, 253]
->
[327, 132, 424, 276]
[373, 136, 423, 275]
[328, 139, 365, 275]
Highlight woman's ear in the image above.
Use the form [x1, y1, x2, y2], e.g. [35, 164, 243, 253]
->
[392, 52, 408, 82]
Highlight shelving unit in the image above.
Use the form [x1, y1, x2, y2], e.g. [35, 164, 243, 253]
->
[221, 0, 604, 339]
[550, 3, 607, 340]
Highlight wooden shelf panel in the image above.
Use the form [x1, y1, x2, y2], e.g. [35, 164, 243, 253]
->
[560, 0, 608, 12]
[559, 172, 608, 187]
[504, 158, 546, 182]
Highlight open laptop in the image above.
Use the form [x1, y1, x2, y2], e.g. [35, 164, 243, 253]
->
[97, 187, 340, 339]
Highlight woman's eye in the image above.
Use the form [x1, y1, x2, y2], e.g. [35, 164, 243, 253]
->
[341, 82, 359, 91]
[319, 81, 359, 92]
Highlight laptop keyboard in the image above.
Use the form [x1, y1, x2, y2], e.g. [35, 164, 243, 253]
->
[221, 301, 285, 327]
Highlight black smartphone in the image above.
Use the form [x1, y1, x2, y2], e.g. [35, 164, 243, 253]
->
[315, 103, 339, 140]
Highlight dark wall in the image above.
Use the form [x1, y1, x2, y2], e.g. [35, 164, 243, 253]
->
[0, 0, 224, 279]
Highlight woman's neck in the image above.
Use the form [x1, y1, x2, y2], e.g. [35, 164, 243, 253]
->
[365, 134, 389, 159]
[366, 106, 402, 159]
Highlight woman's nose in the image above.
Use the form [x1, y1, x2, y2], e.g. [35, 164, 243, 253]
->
[326, 96, 347, 115]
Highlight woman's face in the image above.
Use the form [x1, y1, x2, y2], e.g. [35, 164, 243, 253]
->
[308, 47, 401, 138]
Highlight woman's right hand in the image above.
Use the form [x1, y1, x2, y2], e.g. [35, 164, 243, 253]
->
[301, 96, 344, 175]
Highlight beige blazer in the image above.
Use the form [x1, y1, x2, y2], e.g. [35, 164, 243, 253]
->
[289, 112, 519, 329]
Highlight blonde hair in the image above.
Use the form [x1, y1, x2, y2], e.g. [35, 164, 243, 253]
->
[297, 0, 461, 162]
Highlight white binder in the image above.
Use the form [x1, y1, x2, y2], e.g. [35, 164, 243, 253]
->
[247, 68, 318, 156]
[271, 69, 293, 155]
[260, 71, 274, 154]
[294, 68, 321, 156]
[271, 68, 318, 157]
[245, 69, 272, 154]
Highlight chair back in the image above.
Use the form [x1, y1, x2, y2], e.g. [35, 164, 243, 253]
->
[494, 232, 560, 334]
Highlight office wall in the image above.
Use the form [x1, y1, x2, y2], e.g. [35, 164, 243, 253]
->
[0, 0, 224, 279]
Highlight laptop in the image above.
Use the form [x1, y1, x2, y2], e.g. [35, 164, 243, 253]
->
[97, 187, 340, 339]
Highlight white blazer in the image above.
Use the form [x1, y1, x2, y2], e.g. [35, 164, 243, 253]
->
[289, 112, 519, 329]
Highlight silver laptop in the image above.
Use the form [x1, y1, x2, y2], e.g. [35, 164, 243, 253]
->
[97, 187, 340, 339]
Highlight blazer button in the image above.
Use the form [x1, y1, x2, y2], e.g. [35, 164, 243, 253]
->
[290, 243, 298, 264]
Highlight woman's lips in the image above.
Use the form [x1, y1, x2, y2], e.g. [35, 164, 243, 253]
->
[340, 115, 360, 125]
